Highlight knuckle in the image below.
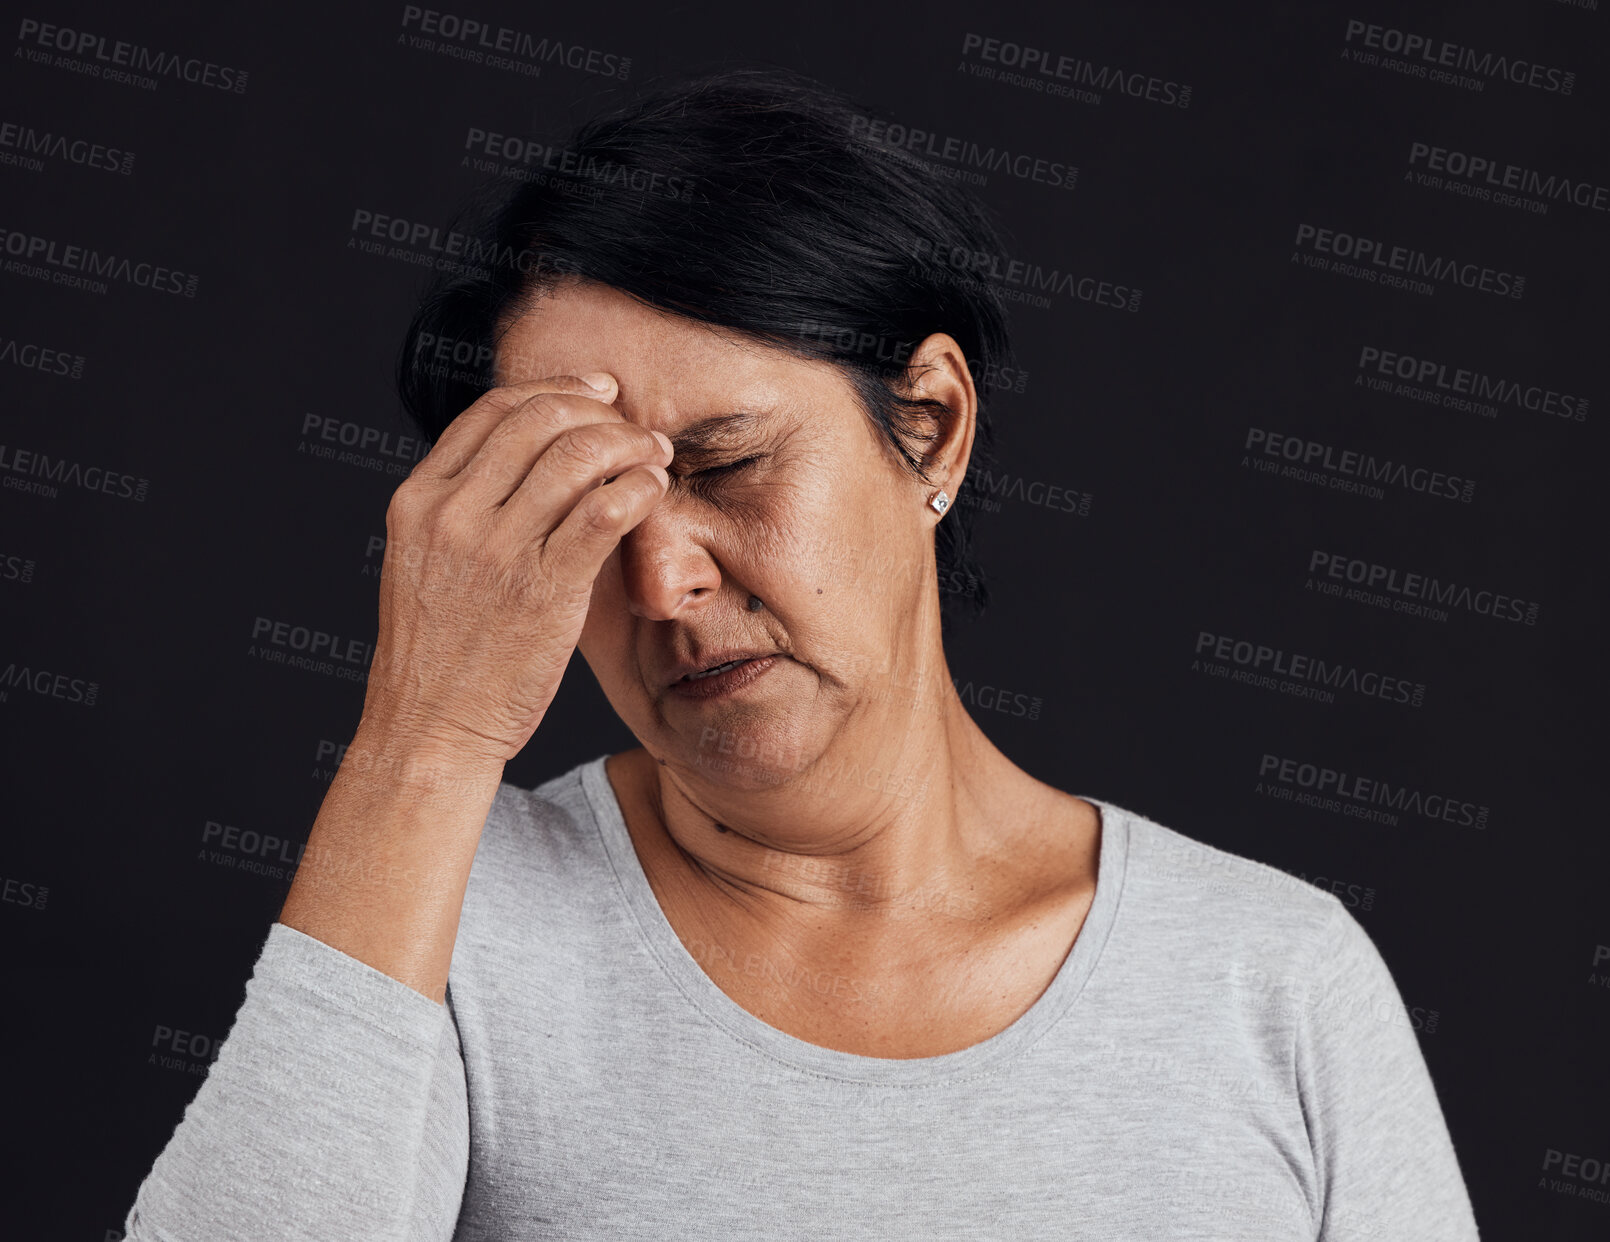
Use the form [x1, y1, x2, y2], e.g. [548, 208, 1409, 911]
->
[472, 383, 553, 425]
[480, 394, 563, 459]
[386, 481, 423, 523]
[482, 383, 532, 409]
[553, 425, 610, 473]
[432, 486, 481, 529]
[463, 386, 515, 421]
[581, 490, 628, 533]
[511, 390, 565, 420]
[458, 450, 517, 490]
[525, 374, 591, 395]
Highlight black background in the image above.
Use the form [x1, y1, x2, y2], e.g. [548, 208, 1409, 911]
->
[1, 2, 1604, 1237]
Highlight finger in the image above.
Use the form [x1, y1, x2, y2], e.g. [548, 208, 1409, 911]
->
[494, 419, 673, 539]
[408, 374, 619, 484]
[538, 464, 670, 587]
[451, 387, 662, 514]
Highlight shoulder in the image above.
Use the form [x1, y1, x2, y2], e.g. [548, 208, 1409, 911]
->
[457, 756, 618, 941]
[1096, 798, 1354, 1002]
[1113, 798, 1343, 929]
[445, 756, 636, 1052]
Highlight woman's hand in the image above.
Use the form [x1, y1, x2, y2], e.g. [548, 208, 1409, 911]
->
[359, 373, 672, 766]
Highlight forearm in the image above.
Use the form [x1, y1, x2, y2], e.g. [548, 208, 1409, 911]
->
[278, 723, 506, 1004]
[123, 922, 468, 1242]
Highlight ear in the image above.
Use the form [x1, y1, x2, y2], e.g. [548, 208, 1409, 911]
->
[901, 333, 979, 500]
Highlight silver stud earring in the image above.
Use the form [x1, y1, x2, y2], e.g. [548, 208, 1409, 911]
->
[929, 490, 950, 515]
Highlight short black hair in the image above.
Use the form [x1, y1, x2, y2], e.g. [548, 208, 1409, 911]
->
[396, 65, 1016, 623]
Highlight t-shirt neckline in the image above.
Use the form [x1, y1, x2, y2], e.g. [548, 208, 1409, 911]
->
[579, 752, 1131, 1085]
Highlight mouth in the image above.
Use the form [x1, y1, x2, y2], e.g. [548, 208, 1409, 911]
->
[667, 654, 781, 699]
[668, 649, 775, 684]
[686, 658, 751, 681]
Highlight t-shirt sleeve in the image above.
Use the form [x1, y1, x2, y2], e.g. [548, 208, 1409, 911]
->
[121, 921, 470, 1242]
[1295, 900, 1480, 1241]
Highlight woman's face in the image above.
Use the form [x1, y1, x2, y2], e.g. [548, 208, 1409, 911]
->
[495, 277, 975, 788]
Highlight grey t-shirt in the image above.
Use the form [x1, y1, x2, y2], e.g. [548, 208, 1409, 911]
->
[123, 754, 1481, 1240]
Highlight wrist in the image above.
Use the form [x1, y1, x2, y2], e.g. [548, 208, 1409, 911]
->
[340, 720, 509, 797]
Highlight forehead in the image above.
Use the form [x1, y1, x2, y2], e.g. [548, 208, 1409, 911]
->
[493, 277, 846, 430]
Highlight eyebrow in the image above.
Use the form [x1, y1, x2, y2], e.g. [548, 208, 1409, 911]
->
[663, 410, 770, 460]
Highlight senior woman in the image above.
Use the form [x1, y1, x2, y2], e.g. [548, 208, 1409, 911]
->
[123, 69, 1479, 1240]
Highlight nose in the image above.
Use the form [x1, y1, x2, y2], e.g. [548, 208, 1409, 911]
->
[615, 499, 724, 620]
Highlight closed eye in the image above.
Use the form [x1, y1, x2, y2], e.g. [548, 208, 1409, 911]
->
[699, 456, 759, 477]
[682, 455, 761, 492]
[603, 456, 761, 491]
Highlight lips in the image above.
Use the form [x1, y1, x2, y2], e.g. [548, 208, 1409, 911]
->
[666, 654, 780, 699]
[666, 650, 776, 687]
[687, 658, 748, 680]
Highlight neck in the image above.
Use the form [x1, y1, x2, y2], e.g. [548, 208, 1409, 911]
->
[610, 676, 1027, 939]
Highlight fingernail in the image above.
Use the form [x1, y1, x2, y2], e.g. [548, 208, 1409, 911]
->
[579, 372, 614, 393]
[652, 430, 673, 456]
